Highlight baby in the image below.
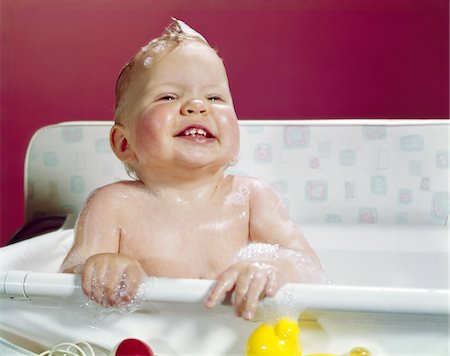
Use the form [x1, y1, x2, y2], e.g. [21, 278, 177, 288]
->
[61, 19, 326, 320]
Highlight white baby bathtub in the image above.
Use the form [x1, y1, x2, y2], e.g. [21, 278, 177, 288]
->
[1, 120, 449, 355]
[0, 224, 448, 355]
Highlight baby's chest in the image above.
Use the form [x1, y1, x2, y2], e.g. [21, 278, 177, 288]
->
[132, 199, 249, 234]
[120, 204, 250, 276]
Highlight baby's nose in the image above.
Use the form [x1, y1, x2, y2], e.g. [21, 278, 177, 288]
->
[181, 99, 208, 116]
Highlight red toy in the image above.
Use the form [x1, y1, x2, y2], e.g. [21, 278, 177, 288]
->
[114, 338, 154, 356]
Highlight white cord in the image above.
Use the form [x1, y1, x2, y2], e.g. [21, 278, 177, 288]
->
[38, 341, 97, 356]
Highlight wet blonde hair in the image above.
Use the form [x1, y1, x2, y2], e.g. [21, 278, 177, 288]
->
[114, 18, 213, 123]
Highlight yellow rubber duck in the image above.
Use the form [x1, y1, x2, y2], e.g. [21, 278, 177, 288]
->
[246, 318, 371, 356]
[246, 318, 301, 356]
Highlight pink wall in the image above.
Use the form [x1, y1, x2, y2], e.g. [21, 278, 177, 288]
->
[1, 0, 448, 245]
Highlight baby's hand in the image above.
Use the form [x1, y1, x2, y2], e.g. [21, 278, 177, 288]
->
[205, 261, 285, 320]
[81, 253, 146, 307]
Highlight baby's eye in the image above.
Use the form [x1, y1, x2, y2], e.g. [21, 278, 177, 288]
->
[207, 96, 223, 102]
[156, 94, 177, 101]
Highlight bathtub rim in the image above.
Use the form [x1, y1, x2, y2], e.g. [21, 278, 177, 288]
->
[0, 270, 448, 317]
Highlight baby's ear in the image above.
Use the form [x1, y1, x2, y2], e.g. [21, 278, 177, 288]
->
[110, 124, 136, 162]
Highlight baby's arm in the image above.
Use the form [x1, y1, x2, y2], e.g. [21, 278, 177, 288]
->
[206, 179, 326, 320]
[61, 186, 146, 307]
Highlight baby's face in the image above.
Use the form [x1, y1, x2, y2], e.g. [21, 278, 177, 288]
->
[122, 41, 240, 176]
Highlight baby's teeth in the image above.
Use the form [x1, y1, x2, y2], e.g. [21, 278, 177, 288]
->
[184, 128, 196, 136]
[182, 128, 208, 137]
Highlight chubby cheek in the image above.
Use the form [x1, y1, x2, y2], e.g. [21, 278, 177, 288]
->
[216, 107, 240, 157]
[133, 109, 173, 154]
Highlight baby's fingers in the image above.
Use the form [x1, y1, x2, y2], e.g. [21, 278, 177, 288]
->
[205, 269, 239, 308]
[233, 270, 254, 313]
[265, 269, 278, 297]
[237, 270, 268, 320]
[115, 263, 146, 305]
[100, 259, 146, 307]
[103, 264, 129, 306]
[81, 258, 108, 305]
[81, 261, 95, 298]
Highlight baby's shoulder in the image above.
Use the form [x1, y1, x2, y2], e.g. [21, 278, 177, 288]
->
[231, 175, 277, 197]
[232, 176, 287, 219]
[84, 180, 146, 208]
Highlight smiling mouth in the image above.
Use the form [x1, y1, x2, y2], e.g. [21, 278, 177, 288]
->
[175, 126, 216, 141]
